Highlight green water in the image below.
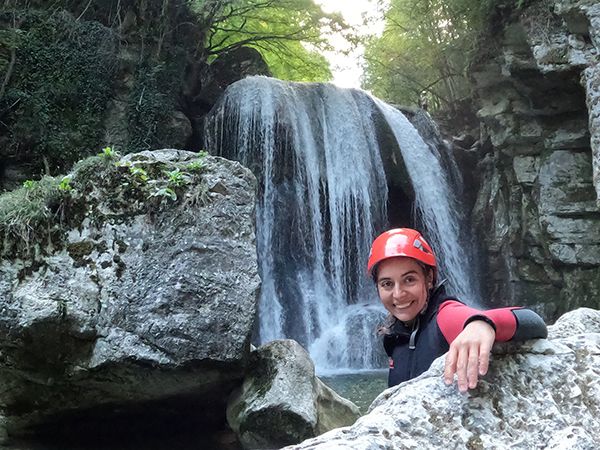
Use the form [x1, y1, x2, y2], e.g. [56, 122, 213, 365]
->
[321, 370, 388, 414]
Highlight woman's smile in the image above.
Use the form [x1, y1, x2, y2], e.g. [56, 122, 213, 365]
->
[376, 257, 433, 323]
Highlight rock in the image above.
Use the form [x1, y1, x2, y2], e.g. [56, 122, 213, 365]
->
[226, 340, 360, 450]
[284, 308, 600, 449]
[166, 109, 193, 148]
[468, 0, 600, 320]
[583, 64, 600, 207]
[0, 150, 259, 442]
[512, 155, 539, 185]
[538, 150, 598, 217]
[192, 47, 273, 110]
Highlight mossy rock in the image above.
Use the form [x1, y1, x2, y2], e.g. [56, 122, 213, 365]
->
[0, 149, 210, 261]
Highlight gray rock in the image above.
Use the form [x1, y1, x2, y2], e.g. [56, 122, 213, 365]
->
[468, 0, 600, 319]
[227, 340, 360, 450]
[583, 64, 600, 207]
[512, 155, 539, 185]
[284, 308, 600, 450]
[0, 150, 259, 439]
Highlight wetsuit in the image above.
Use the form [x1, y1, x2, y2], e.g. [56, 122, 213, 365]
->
[383, 284, 548, 387]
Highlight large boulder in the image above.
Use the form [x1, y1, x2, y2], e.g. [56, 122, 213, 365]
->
[0, 149, 259, 444]
[285, 308, 600, 449]
[227, 340, 361, 449]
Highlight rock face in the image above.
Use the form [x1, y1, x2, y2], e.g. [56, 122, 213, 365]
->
[0, 150, 259, 443]
[284, 307, 600, 450]
[468, 0, 600, 319]
[227, 340, 361, 449]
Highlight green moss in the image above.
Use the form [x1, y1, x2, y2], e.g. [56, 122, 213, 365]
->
[0, 10, 118, 174]
[115, 239, 128, 253]
[66, 240, 94, 261]
[127, 59, 186, 152]
[0, 151, 210, 260]
[248, 348, 277, 398]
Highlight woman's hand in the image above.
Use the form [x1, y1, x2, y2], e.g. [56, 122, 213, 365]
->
[443, 320, 496, 392]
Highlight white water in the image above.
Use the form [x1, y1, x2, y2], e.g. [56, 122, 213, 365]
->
[373, 99, 479, 303]
[204, 76, 477, 371]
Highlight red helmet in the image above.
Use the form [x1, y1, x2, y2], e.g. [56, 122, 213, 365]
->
[367, 228, 436, 275]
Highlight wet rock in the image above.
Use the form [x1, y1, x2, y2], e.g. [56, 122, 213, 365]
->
[285, 308, 600, 450]
[227, 340, 360, 449]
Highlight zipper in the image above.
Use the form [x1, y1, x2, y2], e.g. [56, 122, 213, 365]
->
[407, 316, 421, 379]
[408, 316, 420, 350]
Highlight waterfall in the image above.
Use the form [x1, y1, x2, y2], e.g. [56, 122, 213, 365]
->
[372, 100, 479, 304]
[204, 76, 478, 372]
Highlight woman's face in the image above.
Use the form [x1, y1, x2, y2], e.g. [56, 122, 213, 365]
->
[376, 256, 433, 323]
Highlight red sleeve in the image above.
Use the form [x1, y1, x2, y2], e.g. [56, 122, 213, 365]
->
[437, 300, 520, 344]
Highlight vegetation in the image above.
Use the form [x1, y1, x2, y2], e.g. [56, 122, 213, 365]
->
[362, 0, 533, 113]
[0, 175, 64, 257]
[0, 148, 210, 259]
[199, 0, 351, 82]
[0, 0, 348, 182]
[0, 9, 118, 174]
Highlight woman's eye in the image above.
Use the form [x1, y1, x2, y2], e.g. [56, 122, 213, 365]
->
[380, 280, 393, 289]
[404, 276, 416, 284]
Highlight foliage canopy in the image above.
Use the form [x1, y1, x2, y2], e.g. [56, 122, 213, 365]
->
[362, 0, 494, 111]
[0, 0, 351, 183]
[197, 0, 353, 82]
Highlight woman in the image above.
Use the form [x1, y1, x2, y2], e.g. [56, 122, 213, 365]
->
[369, 228, 547, 392]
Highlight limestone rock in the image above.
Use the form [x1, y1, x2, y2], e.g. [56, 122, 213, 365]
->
[226, 340, 361, 450]
[285, 308, 600, 450]
[0, 150, 259, 441]
[469, 0, 600, 318]
[583, 64, 600, 207]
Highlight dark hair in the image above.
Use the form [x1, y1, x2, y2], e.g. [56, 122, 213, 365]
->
[372, 259, 433, 284]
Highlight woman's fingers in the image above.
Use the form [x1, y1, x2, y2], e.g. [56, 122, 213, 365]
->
[456, 343, 469, 392]
[444, 346, 457, 385]
[447, 343, 481, 392]
[444, 320, 496, 392]
[467, 343, 480, 389]
[478, 338, 493, 376]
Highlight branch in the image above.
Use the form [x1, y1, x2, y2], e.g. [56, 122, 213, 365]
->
[0, 16, 21, 103]
[0, 45, 16, 102]
[213, 0, 280, 23]
[207, 30, 310, 55]
[76, 0, 93, 21]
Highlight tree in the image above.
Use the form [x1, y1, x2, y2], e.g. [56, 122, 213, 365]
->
[362, 0, 490, 111]
[194, 0, 353, 82]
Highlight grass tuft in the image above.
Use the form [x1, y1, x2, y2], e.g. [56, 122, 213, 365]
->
[0, 176, 64, 256]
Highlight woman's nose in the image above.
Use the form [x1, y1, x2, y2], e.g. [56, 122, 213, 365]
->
[392, 284, 404, 299]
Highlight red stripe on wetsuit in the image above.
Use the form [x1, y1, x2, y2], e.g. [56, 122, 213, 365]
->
[437, 300, 520, 344]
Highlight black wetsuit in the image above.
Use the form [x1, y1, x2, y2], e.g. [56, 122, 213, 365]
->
[383, 285, 547, 387]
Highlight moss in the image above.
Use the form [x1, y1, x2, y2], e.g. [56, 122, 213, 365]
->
[67, 240, 94, 262]
[466, 434, 485, 450]
[0, 151, 210, 261]
[126, 58, 187, 152]
[0, 10, 118, 174]
[115, 239, 128, 253]
[113, 254, 126, 279]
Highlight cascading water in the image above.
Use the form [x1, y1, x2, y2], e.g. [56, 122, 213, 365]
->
[372, 99, 480, 304]
[204, 76, 478, 372]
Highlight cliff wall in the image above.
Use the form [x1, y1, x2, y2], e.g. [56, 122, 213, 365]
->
[468, 0, 600, 319]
